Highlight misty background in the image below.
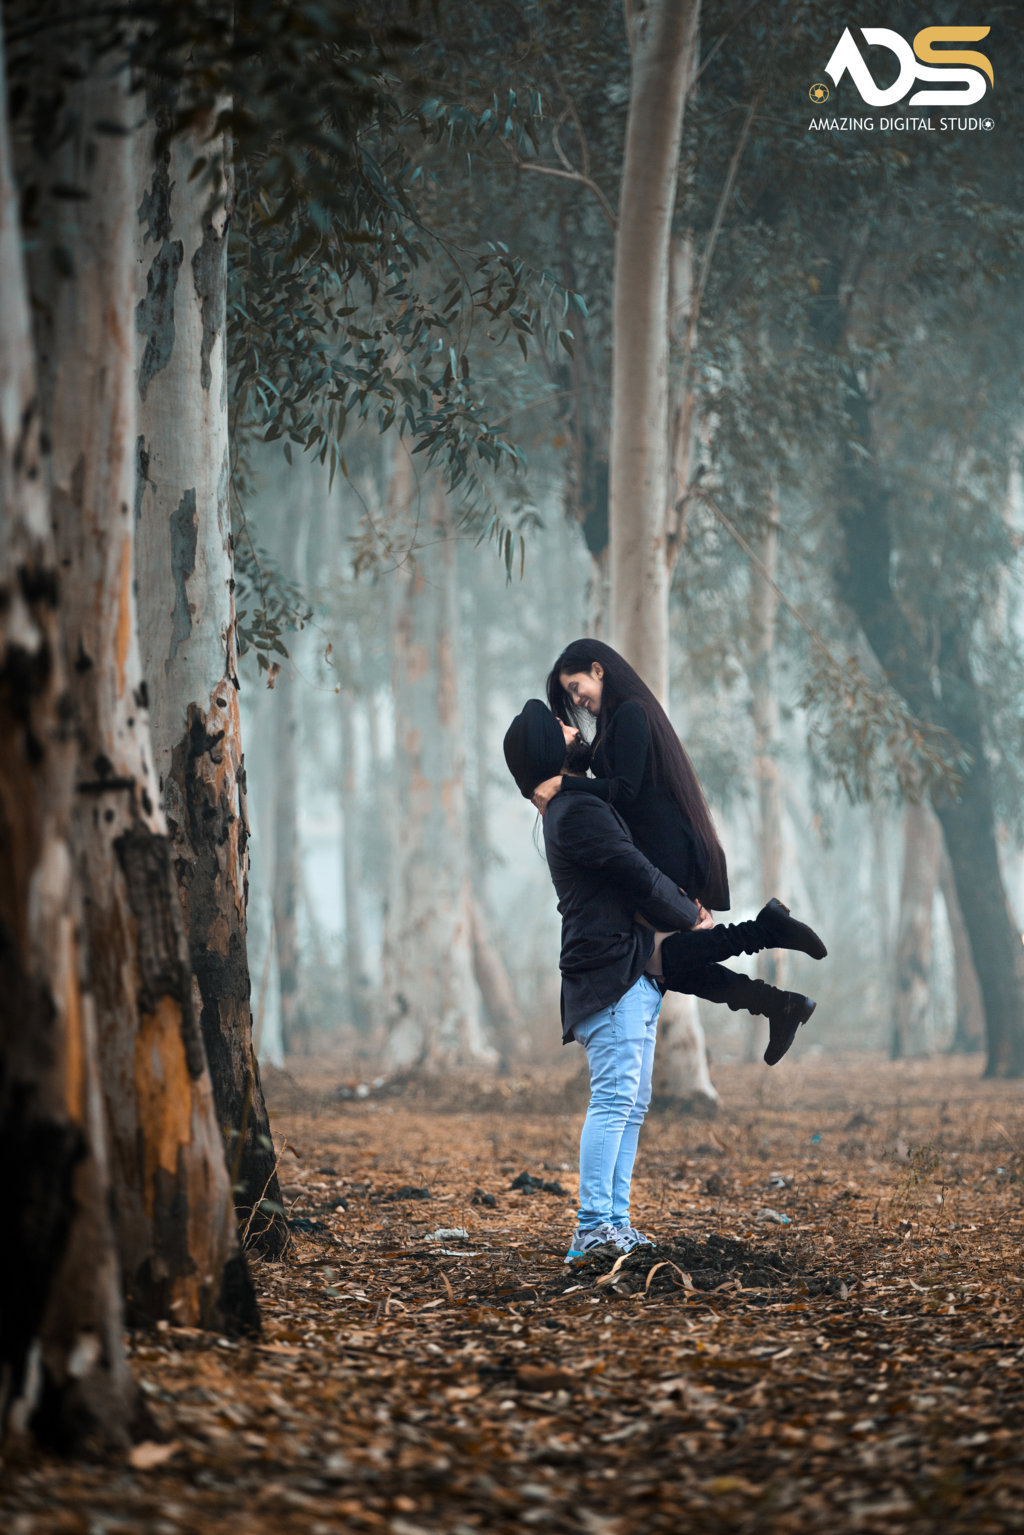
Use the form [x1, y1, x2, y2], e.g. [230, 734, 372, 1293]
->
[225, 2, 1024, 1084]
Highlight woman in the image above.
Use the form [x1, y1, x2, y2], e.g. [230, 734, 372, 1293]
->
[539, 638, 826, 1060]
[541, 637, 729, 910]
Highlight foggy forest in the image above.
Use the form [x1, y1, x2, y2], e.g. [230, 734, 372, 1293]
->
[2, 1, 1024, 1531]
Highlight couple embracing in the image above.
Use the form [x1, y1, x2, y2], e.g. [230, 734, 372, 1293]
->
[503, 639, 828, 1264]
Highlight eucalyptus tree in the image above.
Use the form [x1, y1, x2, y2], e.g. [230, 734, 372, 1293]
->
[689, 0, 1024, 1073]
[4, 0, 256, 1382]
[2, 0, 580, 1441]
[0, 23, 136, 1450]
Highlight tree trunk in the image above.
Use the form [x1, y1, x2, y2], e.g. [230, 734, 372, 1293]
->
[891, 802, 942, 1060]
[608, 0, 701, 692]
[383, 450, 493, 1068]
[271, 666, 306, 1055]
[745, 497, 785, 1059]
[469, 898, 523, 1072]
[134, 102, 286, 1258]
[651, 995, 719, 1115]
[870, 806, 896, 972]
[337, 625, 370, 1031]
[29, 47, 253, 1329]
[819, 252, 1024, 1077]
[0, 30, 135, 1448]
[607, 0, 713, 1108]
[835, 431, 1024, 1075]
[940, 854, 985, 1053]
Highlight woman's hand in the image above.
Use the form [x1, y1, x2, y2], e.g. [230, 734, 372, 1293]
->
[694, 902, 715, 930]
[531, 776, 563, 814]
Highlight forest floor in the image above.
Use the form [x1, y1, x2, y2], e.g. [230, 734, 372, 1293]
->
[4, 1050, 1024, 1534]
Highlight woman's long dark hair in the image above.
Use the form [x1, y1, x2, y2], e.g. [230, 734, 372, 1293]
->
[546, 637, 728, 907]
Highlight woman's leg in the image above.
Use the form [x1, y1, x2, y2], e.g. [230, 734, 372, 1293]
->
[610, 977, 662, 1227]
[575, 977, 658, 1229]
[647, 901, 827, 975]
[664, 962, 816, 1065]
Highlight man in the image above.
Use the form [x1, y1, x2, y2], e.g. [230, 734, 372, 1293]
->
[503, 700, 824, 1262]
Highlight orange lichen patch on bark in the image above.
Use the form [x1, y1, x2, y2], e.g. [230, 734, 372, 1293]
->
[114, 532, 133, 698]
[134, 996, 195, 1206]
[62, 924, 86, 1124]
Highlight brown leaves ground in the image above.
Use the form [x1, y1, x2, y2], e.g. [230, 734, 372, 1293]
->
[3, 1051, 1024, 1533]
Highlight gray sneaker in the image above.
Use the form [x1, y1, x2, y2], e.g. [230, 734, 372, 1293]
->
[622, 1225, 654, 1249]
[564, 1221, 634, 1262]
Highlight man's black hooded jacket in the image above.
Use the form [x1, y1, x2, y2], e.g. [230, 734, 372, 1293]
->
[542, 789, 699, 1042]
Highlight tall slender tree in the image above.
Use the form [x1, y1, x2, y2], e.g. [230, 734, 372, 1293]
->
[134, 97, 289, 1254]
[608, 0, 701, 694]
[383, 446, 494, 1067]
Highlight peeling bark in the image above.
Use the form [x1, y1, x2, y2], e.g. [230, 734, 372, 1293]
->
[27, 45, 252, 1327]
[134, 101, 286, 1255]
[0, 21, 134, 1449]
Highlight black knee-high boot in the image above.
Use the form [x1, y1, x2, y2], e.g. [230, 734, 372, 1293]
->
[658, 898, 827, 974]
[717, 974, 816, 1066]
[658, 959, 816, 1067]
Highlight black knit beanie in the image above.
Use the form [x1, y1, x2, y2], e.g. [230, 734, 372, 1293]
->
[503, 699, 565, 799]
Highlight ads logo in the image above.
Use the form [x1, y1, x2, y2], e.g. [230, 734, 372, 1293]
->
[824, 26, 994, 107]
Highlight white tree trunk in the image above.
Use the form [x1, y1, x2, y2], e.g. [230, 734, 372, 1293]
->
[746, 497, 786, 1059]
[272, 666, 305, 1053]
[609, 0, 701, 693]
[337, 624, 370, 1029]
[0, 23, 134, 1446]
[470, 898, 524, 1070]
[134, 106, 286, 1254]
[609, 1, 711, 1106]
[383, 449, 493, 1068]
[892, 801, 942, 1058]
[652, 994, 718, 1112]
[32, 52, 247, 1327]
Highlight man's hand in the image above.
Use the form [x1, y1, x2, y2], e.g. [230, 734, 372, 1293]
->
[531, 775, 563, 814]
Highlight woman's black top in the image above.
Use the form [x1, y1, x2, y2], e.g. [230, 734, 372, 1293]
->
[560, 699, 731, 910]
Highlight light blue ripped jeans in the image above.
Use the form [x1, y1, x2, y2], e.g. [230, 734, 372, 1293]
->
[572, 974, 662, 1230]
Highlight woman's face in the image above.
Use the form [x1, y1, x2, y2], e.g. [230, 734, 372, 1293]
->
[560, 662, 604, 716]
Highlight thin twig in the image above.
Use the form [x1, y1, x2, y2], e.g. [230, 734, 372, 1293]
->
[240, 1138, 290, 1250]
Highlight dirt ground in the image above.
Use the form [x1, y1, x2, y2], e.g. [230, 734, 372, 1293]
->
[4, 1050, 1024, 1534]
